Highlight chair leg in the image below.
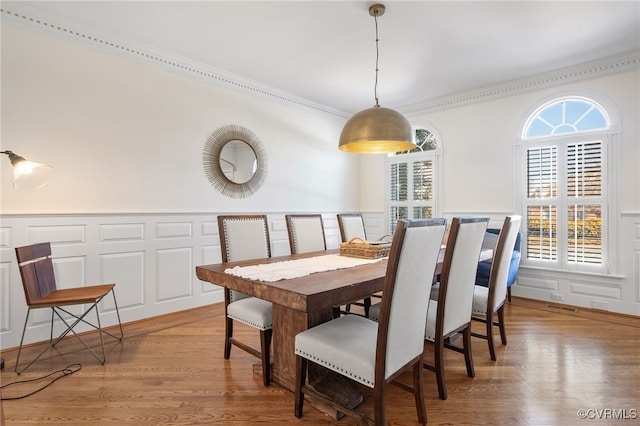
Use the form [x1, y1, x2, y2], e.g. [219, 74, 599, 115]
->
[433, 338, 447, 400]
[486, 310, 497, 361]
[413, 361, 427, 425]
[373, 375, 386, 426]
[497, 305, 507, 345]
[15, 309, 35, 375]
[363, 297, 371, 318]
[294, 355, 307, 418]
[507, 286, 512, 303]
[224, 317, 233, 359]
[110, 288, 125, 341]
[462, 325, 475, 378]
[260, 329, 272, 386]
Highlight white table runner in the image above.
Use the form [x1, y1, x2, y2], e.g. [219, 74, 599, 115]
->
[224, 254, 384, 282]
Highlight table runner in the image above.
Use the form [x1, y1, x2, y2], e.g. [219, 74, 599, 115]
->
[224, 254, 384, 282]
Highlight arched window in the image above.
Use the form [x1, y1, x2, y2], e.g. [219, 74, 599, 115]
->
[387, 127, 442, 234]
[520, 96, 611, 272]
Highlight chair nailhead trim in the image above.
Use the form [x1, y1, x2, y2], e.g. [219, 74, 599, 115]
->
[295, 349, 374, 387]
[227, 315, 272, 331]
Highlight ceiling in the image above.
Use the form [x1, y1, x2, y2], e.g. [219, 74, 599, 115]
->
[5, 1, 640, 115]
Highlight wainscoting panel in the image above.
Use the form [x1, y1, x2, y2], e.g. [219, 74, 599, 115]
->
[28, 224, 86, 245]
[0, 212, 354, 350]
[0, 262, 10, 332]
[100, 223, 145, 242]
[517, 275, 560, 292]
[156, 247, 193, 302]
[100, 251, 146, 310]
[1, 210, 636, 351]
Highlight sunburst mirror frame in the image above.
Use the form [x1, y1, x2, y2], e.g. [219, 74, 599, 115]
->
[203, 125, 268, 198]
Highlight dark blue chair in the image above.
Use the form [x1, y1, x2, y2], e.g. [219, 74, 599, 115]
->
[475, 229, 522, 302]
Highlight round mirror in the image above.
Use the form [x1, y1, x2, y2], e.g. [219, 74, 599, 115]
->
[203, 125, 267, 198]
[219, 140, 257, 184]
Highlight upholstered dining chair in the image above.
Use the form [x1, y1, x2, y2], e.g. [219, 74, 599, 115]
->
[294, 218, 446, 425]
[337, 213, 367, 242]
[380, 216, 489, 400]
[217, 215, 273, 386]
[336, 213, 379, 316]
[14, 242, 124, 374]
[285, 214, 327, 254]
[471, 215, 522, 361]
[475, 227, 522, 302]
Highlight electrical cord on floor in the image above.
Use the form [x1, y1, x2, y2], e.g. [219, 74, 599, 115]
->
[0, 363, 82, 400]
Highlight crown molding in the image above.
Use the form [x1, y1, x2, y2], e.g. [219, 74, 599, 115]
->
[3, 5, 638, 120]
[0, 5, 349, 119]
[400, 50, 640, 116]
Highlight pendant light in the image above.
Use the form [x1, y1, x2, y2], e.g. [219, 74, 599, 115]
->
[339, 3, 416, 154]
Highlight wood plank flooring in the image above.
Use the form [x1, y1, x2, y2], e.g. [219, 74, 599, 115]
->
[1, 298, 639, 425]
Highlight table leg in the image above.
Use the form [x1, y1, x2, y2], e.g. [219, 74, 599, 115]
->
[266, 304, 362, 419]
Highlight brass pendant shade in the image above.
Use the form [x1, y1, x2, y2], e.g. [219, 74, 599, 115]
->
[338, 106, 415, 153]
[338, 3, 416, 154]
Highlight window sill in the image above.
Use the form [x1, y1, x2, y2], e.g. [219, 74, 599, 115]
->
[520, 265, 625, 280]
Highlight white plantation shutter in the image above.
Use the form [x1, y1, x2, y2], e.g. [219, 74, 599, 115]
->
[522, 97, 608, 271]
[566, 141, 603, 264]
[388, 128, 439, 234]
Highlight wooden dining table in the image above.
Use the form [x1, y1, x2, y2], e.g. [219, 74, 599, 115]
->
[195, 247, 491, 415]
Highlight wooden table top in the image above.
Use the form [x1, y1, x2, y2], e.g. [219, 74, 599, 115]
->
[195, 247, 492, 313]
[196, 249, 388, 312]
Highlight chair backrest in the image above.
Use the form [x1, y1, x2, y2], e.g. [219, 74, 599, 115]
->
[375, 218, 446, 381]
[285, 214, 327, 254]
[337, 213, 366, 242]
[217, 215, 271, 302]
[15, 242, 58, 306]
[437, 217, 489, 336]
[487, 215, 522, 310]
[218, 215, 271, 263]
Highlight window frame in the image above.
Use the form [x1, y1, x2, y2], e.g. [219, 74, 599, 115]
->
[385, 126, 443, 235]
[516, 95, 619, 275]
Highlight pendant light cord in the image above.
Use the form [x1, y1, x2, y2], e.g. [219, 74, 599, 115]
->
[373, 9, 380, 108]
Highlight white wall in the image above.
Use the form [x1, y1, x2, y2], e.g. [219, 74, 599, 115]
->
[0, 23, 360, 215]
[0, 22, 369, 350]
[361, 69, 640, 316]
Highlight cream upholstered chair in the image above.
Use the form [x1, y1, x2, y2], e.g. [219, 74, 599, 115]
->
[375, 216, 489, 400]
[424, 216, 488, 400]
[337, 213, 379, 316]
[285, 214, 327, 254]
[294, 218, 446, 425]
[14, 242, 124, 374]
[337, 213, 367, 242]
[471, 215, 522, 360]
[217, 215, 273, 386]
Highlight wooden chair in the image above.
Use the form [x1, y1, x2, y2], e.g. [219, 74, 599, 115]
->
[420, 216, 489, 400]
[337, 213, 379, 316]
[471, 215, 522, 360]
[218, 215, 273, 386]
[285, 214, 327, 254]
[294, 218, 446, 425]
[14, 242, 123, 374]
[475, 227, 522, 303]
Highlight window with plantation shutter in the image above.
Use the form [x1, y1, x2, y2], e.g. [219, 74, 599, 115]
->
[387, 128, 440, 234]
[521, 97, 609, 272]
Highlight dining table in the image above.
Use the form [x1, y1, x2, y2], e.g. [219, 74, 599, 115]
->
[195, 246, 492, 416]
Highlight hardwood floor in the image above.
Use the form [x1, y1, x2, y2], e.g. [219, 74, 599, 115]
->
[1, 298, 639, 425]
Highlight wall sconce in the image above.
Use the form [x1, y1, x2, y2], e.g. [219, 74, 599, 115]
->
[1, 150, 54, 190]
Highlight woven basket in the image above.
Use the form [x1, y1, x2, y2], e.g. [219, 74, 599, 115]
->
[340, 237, 392, 259]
